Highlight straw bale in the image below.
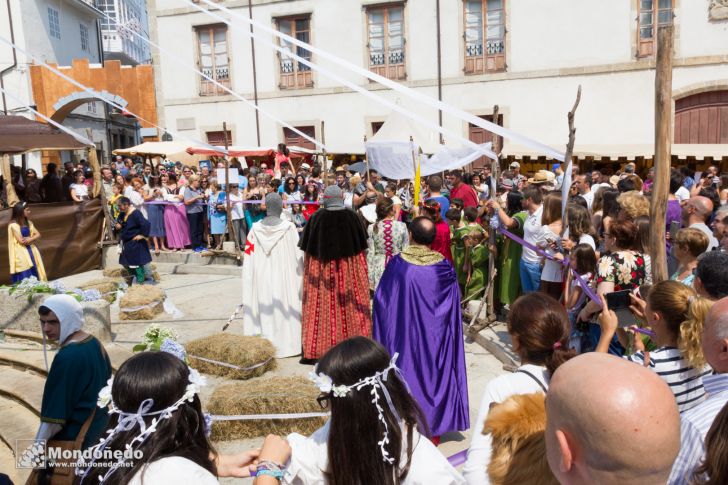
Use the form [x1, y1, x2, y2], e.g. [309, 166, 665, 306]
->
[103, 264, 160, 282]
[185, 334, 277, 380]
[78, 277, 124, 303]
[207, 376, 327, 441]
[118, 285, 165, 320]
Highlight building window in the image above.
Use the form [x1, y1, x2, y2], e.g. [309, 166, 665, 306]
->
[206, 130, 233, 146]
[87, 101, 97, 114]
[464, 0, 505, 74]
[637, 0, 673, 57]
[48, 7, 61, 39]
[276, 16, 313, 90]
[283, 126, 316, 150]
[196, 25, 231, 96]
[80, 24, 89, 51]
[367, 5, 405, 80]
[371, 121, 384, 135]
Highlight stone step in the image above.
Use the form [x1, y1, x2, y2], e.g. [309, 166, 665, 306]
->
[0, 394, 40, 458]
[3, 329, 50, 345]
[0, 367, 44, 415]
[0, 439, 30, 485]
[0, 341, 133, 376]
[155, 262, 241, 276]
[152, 250, 240, 266]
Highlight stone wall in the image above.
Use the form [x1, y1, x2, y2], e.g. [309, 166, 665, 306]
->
[0, 289, 112, 343]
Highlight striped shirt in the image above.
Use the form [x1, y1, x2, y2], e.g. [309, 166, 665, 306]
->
[668, 373, 728, 485]
[626, 347, 711, 413]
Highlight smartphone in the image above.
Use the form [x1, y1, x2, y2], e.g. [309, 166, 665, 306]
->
[605, 290, 636, 327]
[669, 221, 681, 241]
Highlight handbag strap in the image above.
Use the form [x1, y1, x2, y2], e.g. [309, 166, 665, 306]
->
[72, 407, 96, 450]
[516, 369, 548, 393]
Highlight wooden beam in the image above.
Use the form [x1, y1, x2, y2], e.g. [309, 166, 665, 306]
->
[650, 24, 673, 283]
[1, 154, 20, 207]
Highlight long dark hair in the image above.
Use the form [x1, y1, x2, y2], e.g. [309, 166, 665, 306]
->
[507, 293, 575, 376]
[373, 197, 395, 234]
[506, 191, 524, 216]
[317, 337, 428, 485]
[284, 176, 298, 195]
[304, 183, 319, 202]
[81, 352, 216, 484]
[11, 202, 29, 226]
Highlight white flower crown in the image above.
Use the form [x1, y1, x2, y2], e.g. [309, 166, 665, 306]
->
[78, 368, 206, 483]
[309, 353, 403, 464]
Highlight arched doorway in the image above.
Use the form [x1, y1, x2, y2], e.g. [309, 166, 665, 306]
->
[674, 90, 728, 144]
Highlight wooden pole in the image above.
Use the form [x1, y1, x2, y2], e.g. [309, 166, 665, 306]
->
[650, 24, 673, 283]
[85, 129, 115, 241]
[470, 106, 500, 330]
[1, 154, 20, 207]
[223, 122, 243, 265]
[561, 85, 582, 238]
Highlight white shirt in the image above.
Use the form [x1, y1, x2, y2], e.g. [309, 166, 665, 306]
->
[286, 422, 465, 485]
[70, 183, 88, 199]
[463, 364, 549, 485]
[689, 222, 719, 251]
[580, 190, 594, 211]
[229, 191, 245, 220]
[541, 226, 563, 283]
[521, 205, 544, 264]
[675, 186, 691, 202]
[128, 456, 218, 485]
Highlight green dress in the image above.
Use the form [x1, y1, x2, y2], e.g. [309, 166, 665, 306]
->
[496, 211, 527, 306]
[451, 225, 470, 289]
[463, 230, 489, 302]
[40, 336, 112, 449]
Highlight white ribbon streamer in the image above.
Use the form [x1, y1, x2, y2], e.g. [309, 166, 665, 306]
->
[92, 8, 325, 151]
[210, 412, 329, 421]
[0, 35, 226, 156]
[196, 0, 564, 161]
[187, 354, 273, 371]
[184, 0, 497, 162]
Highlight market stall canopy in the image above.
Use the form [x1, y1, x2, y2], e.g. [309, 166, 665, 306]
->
[502, 142, 728, 161]
[369, 109, 441, 154]
[186, 145, 317, 160]
[0, 115, 91, 154]
[113, 141, 207, 165]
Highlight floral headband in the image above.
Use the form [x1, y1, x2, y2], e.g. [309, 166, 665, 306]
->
[309, 354, 404, 464]
[78, 364, 206, 483]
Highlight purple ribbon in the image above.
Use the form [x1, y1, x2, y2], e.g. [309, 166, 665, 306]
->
[141, 200, 321, 206]
[497, 227, 601, 307]
[447, 449, 467, 467]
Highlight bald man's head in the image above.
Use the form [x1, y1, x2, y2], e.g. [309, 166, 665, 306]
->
[702, 296, 728, 374]
[545, 353, 679, 485]
[409, 216, 436, 246]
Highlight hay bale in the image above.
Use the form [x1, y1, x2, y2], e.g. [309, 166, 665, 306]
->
[118, 285, 165, 320]
[207, 376, 327, 441]
[185, 334, 276, 380]
[78, 277, 124, 303]
[103, 264, 160, 282]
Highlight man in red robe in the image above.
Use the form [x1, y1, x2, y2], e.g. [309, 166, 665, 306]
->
[298, 185, 371, 362]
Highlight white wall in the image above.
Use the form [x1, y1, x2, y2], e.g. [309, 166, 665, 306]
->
[152, 0, 728, 153]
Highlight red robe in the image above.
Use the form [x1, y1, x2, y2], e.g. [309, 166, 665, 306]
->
[431, 221, 453, 262]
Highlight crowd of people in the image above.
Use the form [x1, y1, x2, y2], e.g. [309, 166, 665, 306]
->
[8, 148, 728, 484]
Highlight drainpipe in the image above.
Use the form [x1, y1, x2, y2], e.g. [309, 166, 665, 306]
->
[248, 0, 261, 146]
[436, 0, 443, 144]
[1, 0, 18, 115]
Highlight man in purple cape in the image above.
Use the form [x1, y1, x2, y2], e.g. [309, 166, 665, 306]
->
[373, 216, 469, 438]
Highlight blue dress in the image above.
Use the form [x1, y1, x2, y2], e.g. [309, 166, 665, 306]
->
[210, 192, 228, 235]
[11, 226, 39, 283]
[147, 198, 166, 238]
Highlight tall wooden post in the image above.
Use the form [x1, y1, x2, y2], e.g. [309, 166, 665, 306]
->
[1, 154, 20, 207]
[650, 25, 673, 283]
[223, 122, 243, 265]
[85, 129, 115, 241]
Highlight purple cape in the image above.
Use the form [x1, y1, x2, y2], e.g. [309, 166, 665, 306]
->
[373, 254, 469, 436]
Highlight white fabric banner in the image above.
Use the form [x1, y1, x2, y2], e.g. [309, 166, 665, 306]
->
[366, 141, 493, 179]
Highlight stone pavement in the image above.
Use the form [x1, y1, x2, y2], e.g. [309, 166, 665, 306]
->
[2, 267, 510, 480]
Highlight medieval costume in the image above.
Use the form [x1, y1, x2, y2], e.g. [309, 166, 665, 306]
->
[8, 219, 46, 283]
[461, 225, 489, 302]
[496, 211, 527, 306]
[298, 186, 371, 360]
[242, 194, 304, 358]
[36, 294, 111, 484]
[373, 245, 469, 437]
[119, 206, 152, 284]
[366, 218, 408, 289]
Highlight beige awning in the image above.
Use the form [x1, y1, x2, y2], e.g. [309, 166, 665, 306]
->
[502, 143, 728, 161]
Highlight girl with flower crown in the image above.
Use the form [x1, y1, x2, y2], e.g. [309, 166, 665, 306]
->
[274, 337, 464, 485]
[80, 351, 282, 484]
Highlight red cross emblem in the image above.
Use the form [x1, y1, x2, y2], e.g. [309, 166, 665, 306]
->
[244, 238, 255, 255]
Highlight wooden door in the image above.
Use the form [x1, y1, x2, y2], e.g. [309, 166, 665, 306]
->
[468, 114, 503, 169]
[674, 91, 728, 144]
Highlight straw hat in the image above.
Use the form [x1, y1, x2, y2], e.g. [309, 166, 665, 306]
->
[528, 171, 551, 185]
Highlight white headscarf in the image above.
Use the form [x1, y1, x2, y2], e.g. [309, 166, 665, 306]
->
[42, 294, 84, 345]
